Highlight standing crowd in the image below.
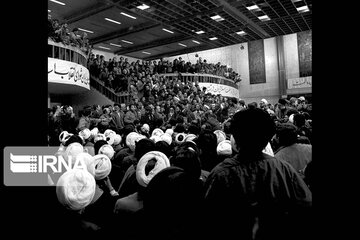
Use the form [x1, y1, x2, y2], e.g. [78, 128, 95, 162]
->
[47, 93, 312, 239]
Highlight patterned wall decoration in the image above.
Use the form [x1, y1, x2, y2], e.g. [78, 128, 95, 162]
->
[248, 39, 266, 84]
[297, 30, 312, 77]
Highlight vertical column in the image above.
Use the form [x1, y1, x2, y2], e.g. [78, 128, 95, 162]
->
[276, 36, 287, 97]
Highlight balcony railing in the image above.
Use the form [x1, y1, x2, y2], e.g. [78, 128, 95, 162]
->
[159, 73, 239, 89]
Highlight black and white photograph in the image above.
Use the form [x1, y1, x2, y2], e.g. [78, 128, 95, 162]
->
[3, 0, 317, 239]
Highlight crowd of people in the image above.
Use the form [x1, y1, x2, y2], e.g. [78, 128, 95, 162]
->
[48, 14, 92, 56]
[87, 54, 241, 94]
[47, 93, 312, 239]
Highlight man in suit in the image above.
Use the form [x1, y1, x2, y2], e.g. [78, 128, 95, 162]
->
[111, 103, 125, 133]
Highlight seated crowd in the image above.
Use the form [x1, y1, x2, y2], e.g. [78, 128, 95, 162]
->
[87, 54, 241, 93]
[47, 93, 312, 239]
[48, 14, 92, 56]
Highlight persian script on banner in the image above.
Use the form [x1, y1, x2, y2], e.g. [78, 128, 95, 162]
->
[287, 76, 312, 89]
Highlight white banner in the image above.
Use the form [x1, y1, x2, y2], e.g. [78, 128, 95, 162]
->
[287, 76, 312, 89]
[198, 82, 239, 98]
[48, 58, 90, 90]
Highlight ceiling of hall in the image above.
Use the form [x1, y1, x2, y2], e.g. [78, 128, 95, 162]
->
[48, 0, 312, 60]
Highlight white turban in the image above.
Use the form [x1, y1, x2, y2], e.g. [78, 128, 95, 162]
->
[126, 132, 146, 152]
[165, 128, 174, 136]
[136, 151, 170, 187]
[160, 133, 172, 145]
[94, 133, 106, 143]
[184, 134, 197, 142]
[217, 140, 232, 156]
[262, 142, 274, 157]
[93, 154, 112, 180]
[59, 131, 73, 145]
[175, 133, 187, 144]
[104, 129, 116, 138]
[90, 128, 99, 138]
[98, 144, 115, 160]
[213, 130, 226, 145]
[56, 169, 96, 211]
[79, 128, 91, 141]
[261, 98, 268, 105]
[113, 134, 122, 146]
[105, 133, 115, 146]
[288, 114, 294, 123]
[152, 128, 164, 137]
[75, 152, 95, 176]
[65, 143, 84, 162]
[150, 135, 162, 143]
[141, 124, 150, 133]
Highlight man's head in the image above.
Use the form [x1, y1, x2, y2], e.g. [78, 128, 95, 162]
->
[230, 108, 275, 153]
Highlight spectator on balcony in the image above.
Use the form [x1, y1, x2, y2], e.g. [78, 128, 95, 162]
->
[98, 67, 109, 84]
[69, 28, 82, 47]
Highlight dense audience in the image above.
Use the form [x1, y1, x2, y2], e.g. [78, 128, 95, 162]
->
[87, 54, 241, 94]
[48, 14, 92, 56]
[47, 95, 312, 239]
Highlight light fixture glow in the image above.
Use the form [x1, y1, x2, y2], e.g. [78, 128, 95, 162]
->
[236, 31, 246, 35]
[258, 15, 270, 21]
[192, 40, 201, 44]
[121, 40, 133, 44]
[209, 37, 218, 40]
[105, 18, 121, 24]
[110, 43, 122, 47]
[210, 15, 224, 21]
[137, 4, 150, 10]
[246, 5, 260, 11]
[162, 28, 174, 34]
[296, 5, 309, 13]
[78, 28, 94, 33]
[49, 0, 65, 6]
[120, 12, 137, 19]
[142, 51, 151, 54]
[98, 46, 111, 50]
[178, 43, 187, 47]
[48, 10, 51, 12]
[196, 30, 205, 34]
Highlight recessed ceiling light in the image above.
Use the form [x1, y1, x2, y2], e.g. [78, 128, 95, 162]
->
[196, 30, 205, 34]
[120, 12, 137, 19]
[110, 43, 122, 47]
[210, 15, 224, 22]
[142, 51, 151, 55]
[296, 5, 309, 13]
[162, 28, 174, 34]
[121, 40, 133, 44]
[98, 46, 111, 50]
[137, 4, 150, 10]
[105, 18, 121, 24]
[258, 15, 270, 21]
[48, 10, 51, 12]
[78, 28, 94, 34]
[49, 0, 65, 6]
[209, 37, 218, 40]
[178, 43, 187, 47]
[236, 31, 246, 35]
[246, 5, 260, 11]
[192, 40, 201, 44]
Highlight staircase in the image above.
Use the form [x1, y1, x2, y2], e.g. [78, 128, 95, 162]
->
[90, 75, 131, 104]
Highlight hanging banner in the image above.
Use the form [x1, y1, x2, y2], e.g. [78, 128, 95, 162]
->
[287, 76, 312, 89]
[198, 82, 239, 98]
[48, 58, 90, 90]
